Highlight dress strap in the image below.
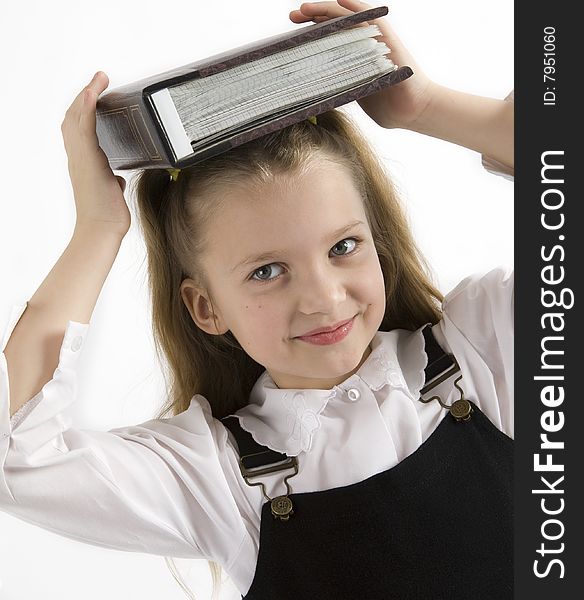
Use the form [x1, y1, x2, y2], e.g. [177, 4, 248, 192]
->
[222, 324, 458, 466]
[420, 324, 461, 395]
[222, 417, 290, 470]
[222, 415, 300, 522]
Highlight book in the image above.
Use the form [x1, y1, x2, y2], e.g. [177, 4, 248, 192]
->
[94, 5, 412, 171]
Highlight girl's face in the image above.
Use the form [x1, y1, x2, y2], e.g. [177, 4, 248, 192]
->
[181, 160, 387, 390]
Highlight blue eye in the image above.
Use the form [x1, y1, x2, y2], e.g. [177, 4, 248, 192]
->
[249, 237, 361, 284]
[331, 238, 357, 256]
[251, 263, 285, 283]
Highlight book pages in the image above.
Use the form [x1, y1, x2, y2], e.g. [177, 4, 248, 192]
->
[167, 25, 395, 145]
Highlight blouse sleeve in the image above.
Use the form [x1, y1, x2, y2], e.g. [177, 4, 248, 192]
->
[0, 303, 247, 567]
[481, 90, 514, 181]
[435, 267, 514, 438]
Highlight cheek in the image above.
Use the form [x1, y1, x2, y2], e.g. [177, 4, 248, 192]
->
[360, 255, 386, 295]
[361, 257, 387, 317]
[238, 299, 284, 332]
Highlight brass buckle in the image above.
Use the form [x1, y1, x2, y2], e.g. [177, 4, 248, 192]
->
[238, 452, 298, 485]
[418, 356, 473, 422]
[419, 354, 461, 396]
[238, 452, 300, 521]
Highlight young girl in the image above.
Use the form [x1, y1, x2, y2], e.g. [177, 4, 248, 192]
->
[0, 0, 513, 598]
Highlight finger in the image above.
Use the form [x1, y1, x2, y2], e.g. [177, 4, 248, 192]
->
[336, 0, 372, 8]
[290, 1, 374, 24]
[300, 0, 372, 14]
[78, 72, 110, 143]
[292, 2, 353, 18]
[304, 15, 333, 23]
[65, 71, 109, 121]
[85, 71, 109, 97]
[81, 71, 109, 113]
[289, 11, 339, 23]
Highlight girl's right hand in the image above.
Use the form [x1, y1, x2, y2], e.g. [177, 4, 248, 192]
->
[290, 1, 434, 131]
[61, 71, 131, 239]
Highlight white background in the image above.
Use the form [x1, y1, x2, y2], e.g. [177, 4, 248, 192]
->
[0, 1, 513, 598]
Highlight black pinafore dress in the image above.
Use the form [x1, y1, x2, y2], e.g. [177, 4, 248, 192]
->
[222, 325, 513, 599]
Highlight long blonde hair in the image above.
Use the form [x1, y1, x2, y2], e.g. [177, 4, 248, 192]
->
[129, 108, 444, 598]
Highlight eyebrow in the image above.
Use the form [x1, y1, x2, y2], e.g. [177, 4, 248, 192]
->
[231, 219, 367, 273]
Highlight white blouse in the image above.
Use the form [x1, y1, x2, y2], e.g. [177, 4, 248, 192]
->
[0, 100, 514, 596]
[0, 266, 514, 595]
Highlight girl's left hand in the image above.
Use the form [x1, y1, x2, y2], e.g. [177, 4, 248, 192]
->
[289, 0, 435, 130]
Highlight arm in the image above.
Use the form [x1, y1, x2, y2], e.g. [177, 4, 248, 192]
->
[407, 83, 514, 172]
[1, 351, 245, 561]
[3, 70, 131, 418]
[1, 70, 246, 566]
[4, 227, 123, 418]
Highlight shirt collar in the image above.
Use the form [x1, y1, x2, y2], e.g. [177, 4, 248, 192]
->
[228, 324, 431, 456]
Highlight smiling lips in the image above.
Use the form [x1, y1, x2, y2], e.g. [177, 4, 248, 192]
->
[295, 316, 356, 345]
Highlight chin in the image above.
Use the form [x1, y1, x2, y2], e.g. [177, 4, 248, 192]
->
[327, 347, 366, 375]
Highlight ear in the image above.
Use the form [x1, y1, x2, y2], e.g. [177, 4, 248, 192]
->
[180, 279, 229, 336]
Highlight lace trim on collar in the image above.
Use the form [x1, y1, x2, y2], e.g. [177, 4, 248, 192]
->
[227, 325, 431, 456]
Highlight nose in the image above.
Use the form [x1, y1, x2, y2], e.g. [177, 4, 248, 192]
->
[296, 263, 347, 315]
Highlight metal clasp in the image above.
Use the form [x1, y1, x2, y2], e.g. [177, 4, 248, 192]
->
[419, 354, 461, 396]
[238, 452, 299, 482]
[238, 452, 299, 521]
[419, 372, 473, 422]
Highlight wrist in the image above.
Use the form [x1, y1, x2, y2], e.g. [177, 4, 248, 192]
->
[73, 221, 127, 243]
[404, 81, 447, 135]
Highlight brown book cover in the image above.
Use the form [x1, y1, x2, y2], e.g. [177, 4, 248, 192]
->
[95, 5, 412, 170]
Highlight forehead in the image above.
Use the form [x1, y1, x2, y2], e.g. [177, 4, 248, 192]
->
[203, 161, 368, 268]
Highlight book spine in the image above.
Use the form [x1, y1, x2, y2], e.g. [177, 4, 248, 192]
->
[95, 89, 174, 170]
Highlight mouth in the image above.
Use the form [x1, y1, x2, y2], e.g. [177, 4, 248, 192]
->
[294, 315, 357, 346]
[296, 315, 356, 338]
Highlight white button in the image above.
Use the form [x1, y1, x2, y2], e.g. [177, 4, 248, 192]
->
[71, 336, 83, 352]
[347, 388, 361, 401]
